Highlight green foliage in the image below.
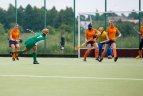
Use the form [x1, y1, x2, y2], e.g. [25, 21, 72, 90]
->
[47, 25, 56, 35]
[117, 36, 138, 48]
[128, 11, 139, 19]
[59, 24, 73, 33]
[5, 4, 16, 29]
[116, 21, 137, 37]
[0, 8, 6, 24]
[46, 7, 58, 28]
[0, 23, 5, 34]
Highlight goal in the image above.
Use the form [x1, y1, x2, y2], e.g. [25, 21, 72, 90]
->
[77, 11, 143, 58]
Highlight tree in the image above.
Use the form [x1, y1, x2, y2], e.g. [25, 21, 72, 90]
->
[128, 10, 138, 19]
[17, 6, 24, 26]
[32, 6, 44, 30]
[46, 7, 58, 28]
[0, 8, 6, 25]
[5, 4, 16, 29]
[22, 4, 34, 31]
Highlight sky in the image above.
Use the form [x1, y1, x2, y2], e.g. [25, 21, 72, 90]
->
[0, 0, 142, 15]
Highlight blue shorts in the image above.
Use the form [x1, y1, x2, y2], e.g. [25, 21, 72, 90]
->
[105, 40, 115, 46]
[86, 41, 95, 46]
[9, 40, 18, 47]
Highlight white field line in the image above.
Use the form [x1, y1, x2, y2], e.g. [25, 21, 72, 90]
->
[0, 75, 143, 81]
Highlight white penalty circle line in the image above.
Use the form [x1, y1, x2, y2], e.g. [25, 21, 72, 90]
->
[0, 75, 143, 81]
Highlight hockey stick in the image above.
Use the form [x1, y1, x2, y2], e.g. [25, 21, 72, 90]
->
[74, 37, 97, 50]
[26, 29, 35, 34]
[74, 42, 86, 50]
[100, 40, 109, 44]
[100, 36, 121, 44]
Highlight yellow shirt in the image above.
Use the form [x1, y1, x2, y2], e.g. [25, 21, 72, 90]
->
[96, 31, 107, 42]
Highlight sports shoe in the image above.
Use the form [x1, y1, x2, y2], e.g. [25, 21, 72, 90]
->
[83, 58, 86, 61]
[107, 55, 112, 59]
[98, 58, 103, 62]
[12, 58, 15, 61]
[16, 57, 19, 60]
[95, 57, 99, 61]
[114, 57, 118, 62]
[136, 55, 140, 59]
[33, 61, 39, 64]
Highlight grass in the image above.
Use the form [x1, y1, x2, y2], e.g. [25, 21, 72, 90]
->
[0, 57, 143, 96]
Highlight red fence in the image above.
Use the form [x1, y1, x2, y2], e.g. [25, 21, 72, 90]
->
[80, 48, 139, 57]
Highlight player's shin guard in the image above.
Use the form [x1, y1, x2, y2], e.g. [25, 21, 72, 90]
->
[15, 48, 19, 58]
[15, 52, 19, 60]
[113, 49, 117, 58]
[15, 52, 18, 57]
[83, 50, 90, 61]
[113, 49, 118, 62]
[95, 49, 99, 60]
[33, 52, 37, 62]
[99, 51, 106, 62]
[15, 50, 19, 57]
[136, 50, 141, 59]
[101, 51, 106, 59]
[11, 52, 15, 61]
[139, 50, 142, 58]
[141, 50, 142, 58]
[33, 52, 39, 64]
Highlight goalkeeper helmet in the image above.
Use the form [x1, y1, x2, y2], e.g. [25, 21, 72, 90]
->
[98, 27, 104, 32]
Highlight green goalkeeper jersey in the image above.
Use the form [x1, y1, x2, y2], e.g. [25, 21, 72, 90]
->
[25, 32, 46, 49]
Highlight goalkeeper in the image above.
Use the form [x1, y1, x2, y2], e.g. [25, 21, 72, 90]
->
[96, 27, 112, 59]
[16, 28, 49, 64]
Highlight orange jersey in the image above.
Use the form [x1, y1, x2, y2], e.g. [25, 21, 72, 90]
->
[140, 25, 143, 38]
[85, 28, 98, 41]
[10, 28, 20, 40]
[107, 26, 120, 41]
